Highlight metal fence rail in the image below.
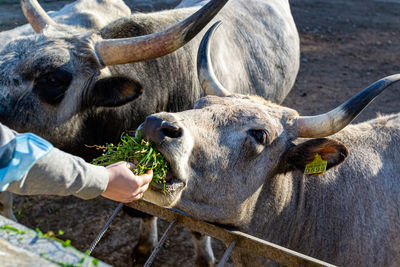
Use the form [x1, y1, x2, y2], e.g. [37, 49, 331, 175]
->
[126, 200, 336, 267]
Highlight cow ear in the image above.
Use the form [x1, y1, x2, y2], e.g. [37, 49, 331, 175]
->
[89, 77, 143, 107]
[284, 138, 349, 173]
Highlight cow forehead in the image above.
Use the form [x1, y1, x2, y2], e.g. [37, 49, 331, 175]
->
[0, 41, 69, 81]
[0, 26, 98, 78]
[192, 95, 299, 123]
[1, 24, 93, 59]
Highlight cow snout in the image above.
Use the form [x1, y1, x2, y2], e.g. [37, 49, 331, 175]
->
[140, 116, 182, 145]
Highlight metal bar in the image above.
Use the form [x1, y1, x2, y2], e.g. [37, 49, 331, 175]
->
[126, 200, 336, 267]
[217, 240, 236, 267]
[144, 220, 177, 267]
[87, 202, 124, 255]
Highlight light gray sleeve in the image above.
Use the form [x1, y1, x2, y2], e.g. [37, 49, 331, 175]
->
[7, 147, 109, 200]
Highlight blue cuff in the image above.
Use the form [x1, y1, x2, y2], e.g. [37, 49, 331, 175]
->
[0, 133, 53, 191]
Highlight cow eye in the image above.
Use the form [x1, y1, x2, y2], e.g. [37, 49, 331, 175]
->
[33, 68, 72, 105]
[248, 129, 268, 145]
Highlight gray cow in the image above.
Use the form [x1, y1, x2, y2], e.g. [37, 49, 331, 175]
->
[0, 0, 299, 158]
[0, 0, 232, 264]
[0, 0, 299, 264]
[139, 25, 400, 266]
[0, 0, 131, 221]
[0, 0, 131, 52]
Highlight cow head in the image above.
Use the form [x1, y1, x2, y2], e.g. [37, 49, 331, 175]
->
[139, 23, 400, 226]
[0, 0, 228, 153]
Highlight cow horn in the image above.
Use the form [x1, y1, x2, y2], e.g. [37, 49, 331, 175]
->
[95, 0, 229, 66]
[197, 21, 230, 96]
[296, 74, 400, 138]
[20, 0, 56, 33]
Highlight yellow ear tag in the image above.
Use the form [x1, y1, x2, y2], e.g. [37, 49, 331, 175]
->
[304, 154, 327, 175]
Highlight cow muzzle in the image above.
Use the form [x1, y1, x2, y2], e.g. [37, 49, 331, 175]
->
[139, 116, 183, 145]
[139, 115, 187, 196]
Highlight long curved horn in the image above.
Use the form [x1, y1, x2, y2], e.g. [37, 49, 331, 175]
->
[196, 21, 230, 96]
[20, 0, 56, 33]
[95, 0, 229, 66]
[296, 74, 400, 138]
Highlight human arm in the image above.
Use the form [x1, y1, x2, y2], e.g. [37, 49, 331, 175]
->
[7, 148, 153, 202]
[1, 123, 152, 202]
[6, 147, 109, 199]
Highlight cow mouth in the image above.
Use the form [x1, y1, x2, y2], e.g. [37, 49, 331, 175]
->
[150, 166, 185, 193]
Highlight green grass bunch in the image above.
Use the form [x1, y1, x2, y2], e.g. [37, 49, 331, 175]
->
[91, 132, 168, 187]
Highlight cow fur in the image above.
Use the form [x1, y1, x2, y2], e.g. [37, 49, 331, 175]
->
[0, 0, 131, 51]
[0, 0, 299, 159]
[141, 94, 400, 266]
[0, 0, 299, 264]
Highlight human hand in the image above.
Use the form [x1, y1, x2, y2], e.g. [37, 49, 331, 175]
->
[101, 161, 153, 203]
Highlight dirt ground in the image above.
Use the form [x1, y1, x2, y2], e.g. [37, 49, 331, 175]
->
[2, 0, 400, 266]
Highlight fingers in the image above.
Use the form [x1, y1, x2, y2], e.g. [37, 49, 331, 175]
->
[138, 169, 153, 186]
[139, 181, 150, 194]
[125, 191, 145, 203]
[129, 173, 151, 201]
[130, 171, 152, 200]
[121, 161, 152, 187]
[122, 193, 143, 203]
[124, 161, 152, 186]
[101, 161, 154, 203]
[106, 161, 124, 168]
[120, 190, 144, 203]
[126, 162, 135, 170]
[132, 192, 144, 201]
[106, 161, 135, 170]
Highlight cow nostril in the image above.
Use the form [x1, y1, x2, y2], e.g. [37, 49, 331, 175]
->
[161, 123, 182, 139]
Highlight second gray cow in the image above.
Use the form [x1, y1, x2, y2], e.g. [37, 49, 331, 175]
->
[0, 0, 131, 51]
[138, 25, 400, 266]
[0, 0, 299, 158]
[0, 0, 299, 264]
